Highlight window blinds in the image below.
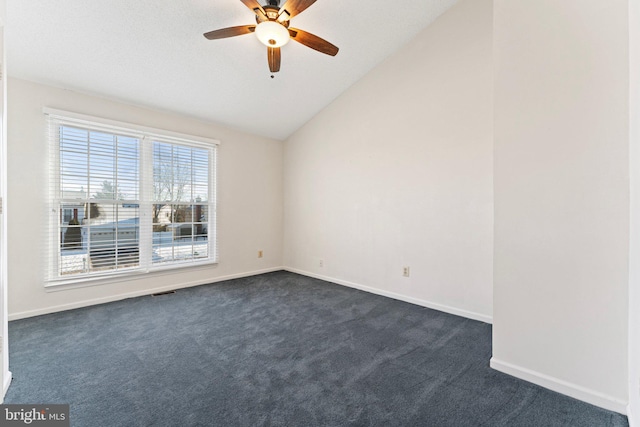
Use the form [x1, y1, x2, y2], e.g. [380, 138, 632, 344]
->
[46, 110, 218, 284]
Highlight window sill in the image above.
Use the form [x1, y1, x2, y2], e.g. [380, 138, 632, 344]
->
[44, 260, 219, 292]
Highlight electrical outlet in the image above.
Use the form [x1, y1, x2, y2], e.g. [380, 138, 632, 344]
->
[403, 266, 410, 277]
[319, 259, 324, 268]
[258, 250, 263, 258]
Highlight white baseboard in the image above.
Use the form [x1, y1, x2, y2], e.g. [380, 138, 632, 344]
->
[629, 404, 637, 427]
[490, 357, 628, 415]
[284, 267, 492, 324]
[9, 267, 284, 321]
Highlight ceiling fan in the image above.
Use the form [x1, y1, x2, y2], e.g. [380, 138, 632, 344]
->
[203, 0, 339, 75]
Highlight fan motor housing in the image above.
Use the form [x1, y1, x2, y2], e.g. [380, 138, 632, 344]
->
[256, 5, 289, 27]
[263, 6, 280, 20]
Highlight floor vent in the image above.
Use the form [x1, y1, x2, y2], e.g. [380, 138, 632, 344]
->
[151, 290, 176, 297]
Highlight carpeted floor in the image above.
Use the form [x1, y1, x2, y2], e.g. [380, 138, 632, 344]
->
[4, 271, 629, 426]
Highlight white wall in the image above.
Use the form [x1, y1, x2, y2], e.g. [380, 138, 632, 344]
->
[0, 0, 10, 402]
[492, 0, 629, 413]
[283, 0, 493, 322]
[7, 78, 284, 319]
[629, 0, 640, 422]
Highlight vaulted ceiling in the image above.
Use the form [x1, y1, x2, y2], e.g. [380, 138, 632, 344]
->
[7, 0, 458, 140]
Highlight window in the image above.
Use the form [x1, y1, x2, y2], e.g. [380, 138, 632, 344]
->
[151, 140, 211, 264]
[47, 109, 218, 285]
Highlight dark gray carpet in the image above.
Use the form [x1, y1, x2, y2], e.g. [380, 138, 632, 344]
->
[5, 271, 628, 426]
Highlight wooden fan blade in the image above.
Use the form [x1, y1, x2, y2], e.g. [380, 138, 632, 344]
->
[239, 0, 265, 15]
[268, 47, 281, 73]
[203, 25, 256, 40]
[280, 0, 316, 19]
[288, 28, 339, 56]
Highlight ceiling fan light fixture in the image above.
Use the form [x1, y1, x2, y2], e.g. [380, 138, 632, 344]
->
[255, 21, 290, 47]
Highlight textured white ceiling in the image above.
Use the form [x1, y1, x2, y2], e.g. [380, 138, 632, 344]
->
[6, 0, 458, 140]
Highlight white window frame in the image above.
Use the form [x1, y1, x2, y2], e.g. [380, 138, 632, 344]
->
[45, 108, 219, 288]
